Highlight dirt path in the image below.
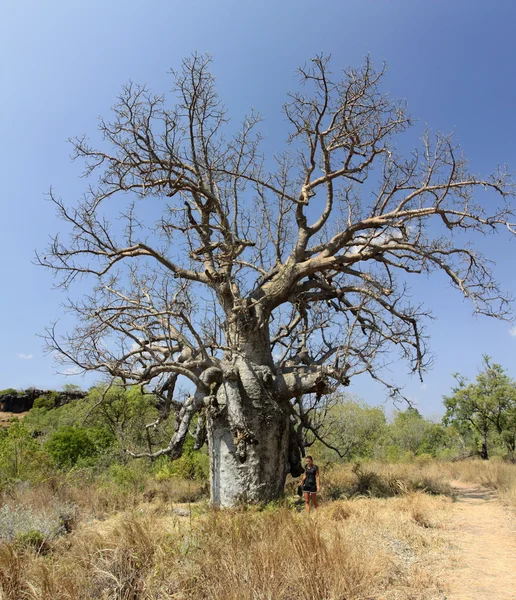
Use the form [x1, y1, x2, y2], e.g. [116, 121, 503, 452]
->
[444, 481, 516, 600]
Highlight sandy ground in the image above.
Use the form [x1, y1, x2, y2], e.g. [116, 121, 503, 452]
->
[443, 481, 516, 600]
[0, 411, 28, 427]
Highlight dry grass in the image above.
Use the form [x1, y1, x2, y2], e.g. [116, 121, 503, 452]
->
[316, 460, 454, 502]
[0, 472, 205, 526]
[437, 458, 516, 509]
[11, 458, 514, 598]
[325, 459, 516, 508]
[0, 411, 29, 428]
[3, 435, 516, 598]
[0, 480, 452, 600]
[342, 458, 516, 510]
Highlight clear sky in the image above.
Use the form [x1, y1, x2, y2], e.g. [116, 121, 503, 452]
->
[1, 0, 515, 416]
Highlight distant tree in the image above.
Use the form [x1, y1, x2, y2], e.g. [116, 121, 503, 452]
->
[443, 357, 516, 460]
[63, 383, 82, 393]
[38, 54, 516, 505]
[382, 408, 432, 458]
[84, 384, 166, 453]
[33, 391, 60, 411]
[500, 403, 516, 461]
[417, 421, 462, 458]
[311, 395, 386, 461]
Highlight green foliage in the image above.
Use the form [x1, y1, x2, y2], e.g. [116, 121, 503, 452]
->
[311, 395, 387, 462]
[153, 437, 209, 482]
[418, 423, 463, 458]
[82, 384, 166, 450]
[104, 460, 148, 492]
[62, 384, 82, 393]
[0, 388, 18, 396]
[24, 399, 89, 435]
[0, 420, 48, 482]
[45, 426, 99, 468]
[385, 409, 433, 457]
[24, 384, 165, 457]
[311, 395, 465, 462]
[443, 356, 516, 460]
[15, 529, 48, 553]
[33, 391, 60, 411]
[1, 383, 209, 495]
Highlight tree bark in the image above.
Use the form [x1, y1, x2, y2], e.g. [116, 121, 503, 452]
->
[506, 437, 516, 463]
[206, 356, 293, 507]
[480, 429, 489, 460]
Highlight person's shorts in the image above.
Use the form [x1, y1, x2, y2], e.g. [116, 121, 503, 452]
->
[303, 485, 317, 494]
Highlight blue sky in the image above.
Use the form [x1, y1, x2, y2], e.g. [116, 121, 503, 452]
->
[1, 0, 515, 416]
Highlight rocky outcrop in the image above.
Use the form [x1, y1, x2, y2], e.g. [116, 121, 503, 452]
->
[0, 389, 87, 413]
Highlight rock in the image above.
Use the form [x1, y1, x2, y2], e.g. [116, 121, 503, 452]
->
[0, 388, 87, 413]
[171, 507, 191, 517]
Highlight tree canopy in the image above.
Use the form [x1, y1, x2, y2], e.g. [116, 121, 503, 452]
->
[444, 357, 516, 460]
[38, 54, 516, 504]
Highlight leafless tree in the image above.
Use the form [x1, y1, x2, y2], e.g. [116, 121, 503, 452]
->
[38, 54, 515, 505]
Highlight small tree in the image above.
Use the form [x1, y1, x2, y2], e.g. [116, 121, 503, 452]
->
[38, 54, 516, 505]
[443, 357, 516, 460]
[0, 420, 43, 481]
[385, 408, 430, 456]
[84, 384, 172, 455]
[311, 395, 386, 461]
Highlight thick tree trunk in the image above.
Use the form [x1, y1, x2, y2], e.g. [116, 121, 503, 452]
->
[206, 357, 292, 507]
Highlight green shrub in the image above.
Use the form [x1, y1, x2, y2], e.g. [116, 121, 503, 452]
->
[45, 426, 98, 468]
[105, 461, 147, 491]
[0, 420, 49, 482]
[153, 438, 209, 482]
[0, 388, 17, 397]
[32, 392, 59, 410]
[384, 446, 415, 462]
[33, 391, 60, 411]
[15, 530, 49, 553]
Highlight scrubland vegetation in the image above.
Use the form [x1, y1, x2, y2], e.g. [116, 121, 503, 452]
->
[0, 459, 454, 600]
[2, 456, 516, 599]
[1, 381, 516, 599]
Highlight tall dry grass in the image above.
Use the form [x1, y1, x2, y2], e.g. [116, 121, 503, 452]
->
[439, 458, 516, 508]
[317, 460, 454, 502]
[0, 471, 204, 525]
[336, 458, 516, 509]
[0, 488, 451, 599]
[9, 458, 509, 598]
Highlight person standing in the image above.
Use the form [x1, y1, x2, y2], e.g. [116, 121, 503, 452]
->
[298, 455, 320, 513]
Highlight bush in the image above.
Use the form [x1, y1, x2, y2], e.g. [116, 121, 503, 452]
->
[45, 426, 99, 468]
[349, 463, 399, 498]
[153, 438, 209, 482]
[33, 391, 60, 411]
[105, 461, 147, 492]
[0, 504, 69, 544]
[15, 529, 49, 553]
[0, 420, 49, 482]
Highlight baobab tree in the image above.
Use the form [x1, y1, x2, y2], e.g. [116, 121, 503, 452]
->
[38, 54, 515, 506]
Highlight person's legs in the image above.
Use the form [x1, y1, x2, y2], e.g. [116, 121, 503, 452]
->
[304, 491, 311, 513]
[311, 492, 318, 509]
